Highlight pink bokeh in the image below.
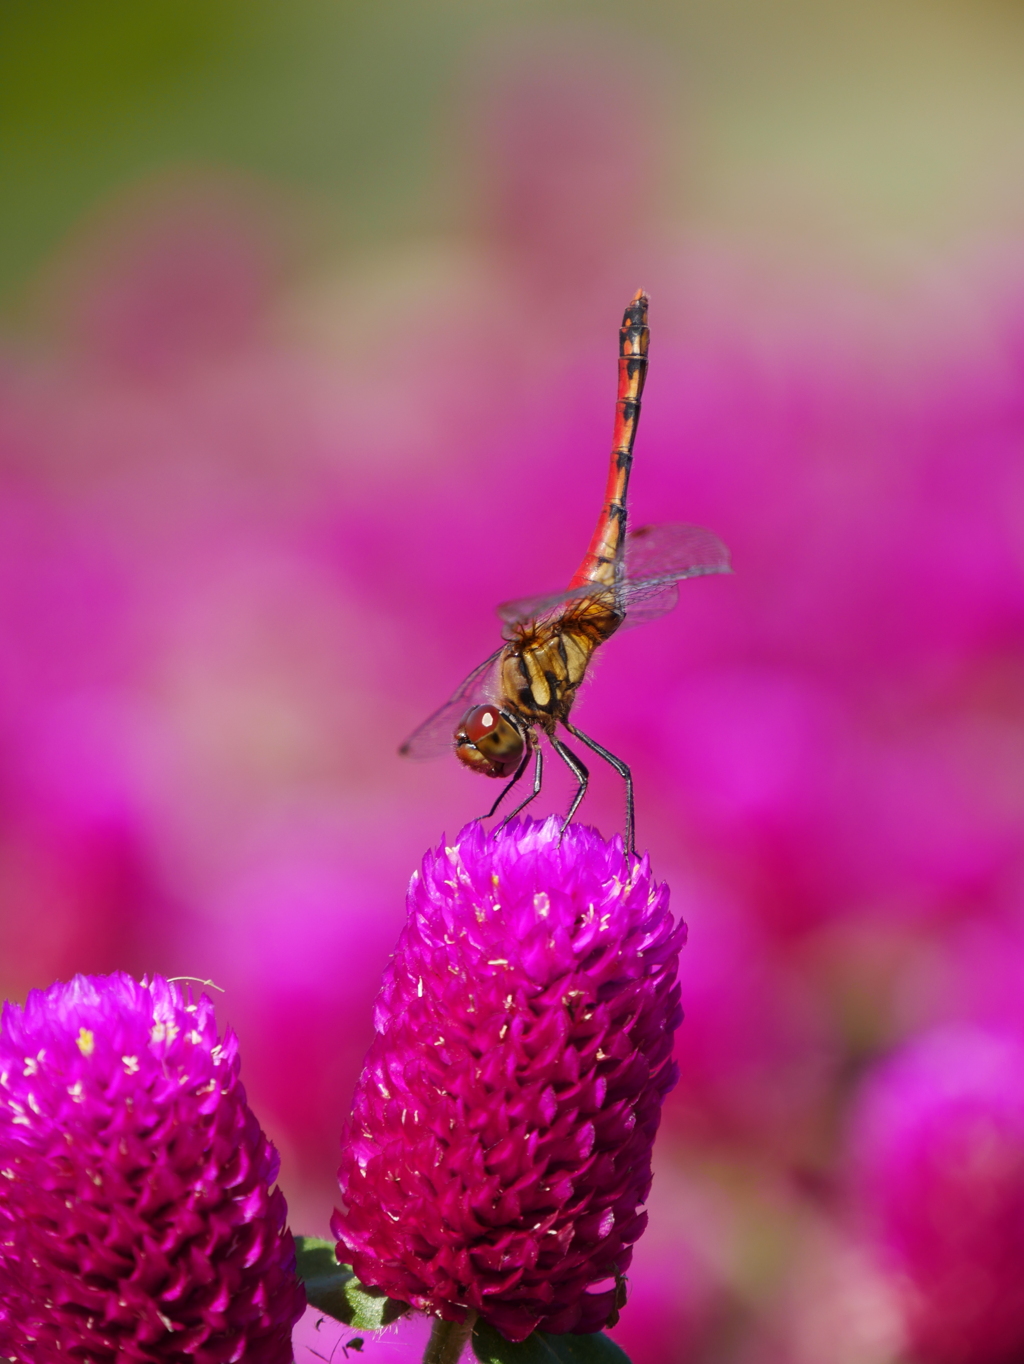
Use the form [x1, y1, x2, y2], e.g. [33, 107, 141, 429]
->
[848, 1026, 1024, 1364]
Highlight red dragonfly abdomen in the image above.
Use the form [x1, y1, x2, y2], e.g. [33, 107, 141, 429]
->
[567, 289, 649, 593]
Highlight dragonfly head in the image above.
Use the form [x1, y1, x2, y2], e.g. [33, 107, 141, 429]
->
[454, 705, 525, 778]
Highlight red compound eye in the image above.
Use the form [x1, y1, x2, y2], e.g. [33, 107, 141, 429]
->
[462, 705, 502, 744]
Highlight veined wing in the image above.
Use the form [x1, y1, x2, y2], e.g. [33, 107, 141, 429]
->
[496, 522, 730, 630]
[625, 521, 731, 580]
[618, 522, 731, 626]
[399, 647, 504, 760]
[497, 583, 599, 631]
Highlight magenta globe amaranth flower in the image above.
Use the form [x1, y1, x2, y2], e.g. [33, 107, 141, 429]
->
[0, 973, 305, 1363]
[333, 817, 685, 1343]
[848, 1025, 1024, 1364]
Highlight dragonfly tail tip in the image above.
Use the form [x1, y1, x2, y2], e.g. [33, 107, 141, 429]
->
[624, 290, 649, 327]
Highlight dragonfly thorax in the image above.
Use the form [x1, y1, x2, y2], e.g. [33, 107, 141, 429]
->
[500, 600, 622, 729]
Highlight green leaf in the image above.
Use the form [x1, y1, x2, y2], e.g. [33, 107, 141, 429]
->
[294, 1236, 409, 1329]
[472, 1320, 632, 1364]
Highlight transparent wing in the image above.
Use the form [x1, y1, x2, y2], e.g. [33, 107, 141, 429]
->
[617, 522, 731, 626]
[497, 583, 596, 630]
[617, 581, 679, 627]
[496, 522, 731, 630]
[398, 647, 505, 761]
[625, 522, 732, 581]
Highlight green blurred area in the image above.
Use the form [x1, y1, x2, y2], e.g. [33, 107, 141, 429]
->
[3, 0, 1024, 303]
[0, 0, 473, 298]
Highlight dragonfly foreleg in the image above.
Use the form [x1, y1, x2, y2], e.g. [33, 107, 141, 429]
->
[486, 745, 533, 819]
[563, 722, 635, 855]
[549, 733, 589, 838]
[498, 745, 544, 828]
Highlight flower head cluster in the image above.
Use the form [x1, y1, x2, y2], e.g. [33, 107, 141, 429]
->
[848, 1025, 1024, 1364]
[0, 973, 305, 1363]
[334, 817, 685, 1343]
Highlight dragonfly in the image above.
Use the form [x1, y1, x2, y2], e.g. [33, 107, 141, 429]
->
[399, 290, 731, 853]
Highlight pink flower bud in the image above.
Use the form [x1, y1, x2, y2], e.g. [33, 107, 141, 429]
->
[334, 817, 685, 1343]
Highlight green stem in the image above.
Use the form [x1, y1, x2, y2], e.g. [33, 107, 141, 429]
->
[423, 1311, 478, 1364]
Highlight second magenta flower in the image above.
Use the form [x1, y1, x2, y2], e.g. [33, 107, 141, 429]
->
[0, 973, 305, 1362]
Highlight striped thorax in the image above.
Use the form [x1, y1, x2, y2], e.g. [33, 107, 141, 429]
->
[500, 591, 622, 729]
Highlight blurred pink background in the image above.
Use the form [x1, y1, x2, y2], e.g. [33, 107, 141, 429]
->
[3, 5, 1024, 1361]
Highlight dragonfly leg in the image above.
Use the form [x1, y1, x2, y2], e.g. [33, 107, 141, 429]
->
[564, 722, 635, 855]
[485, 744, 533, 819]
[499, 745, 544, 827]
[549, 733, 589, 838]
